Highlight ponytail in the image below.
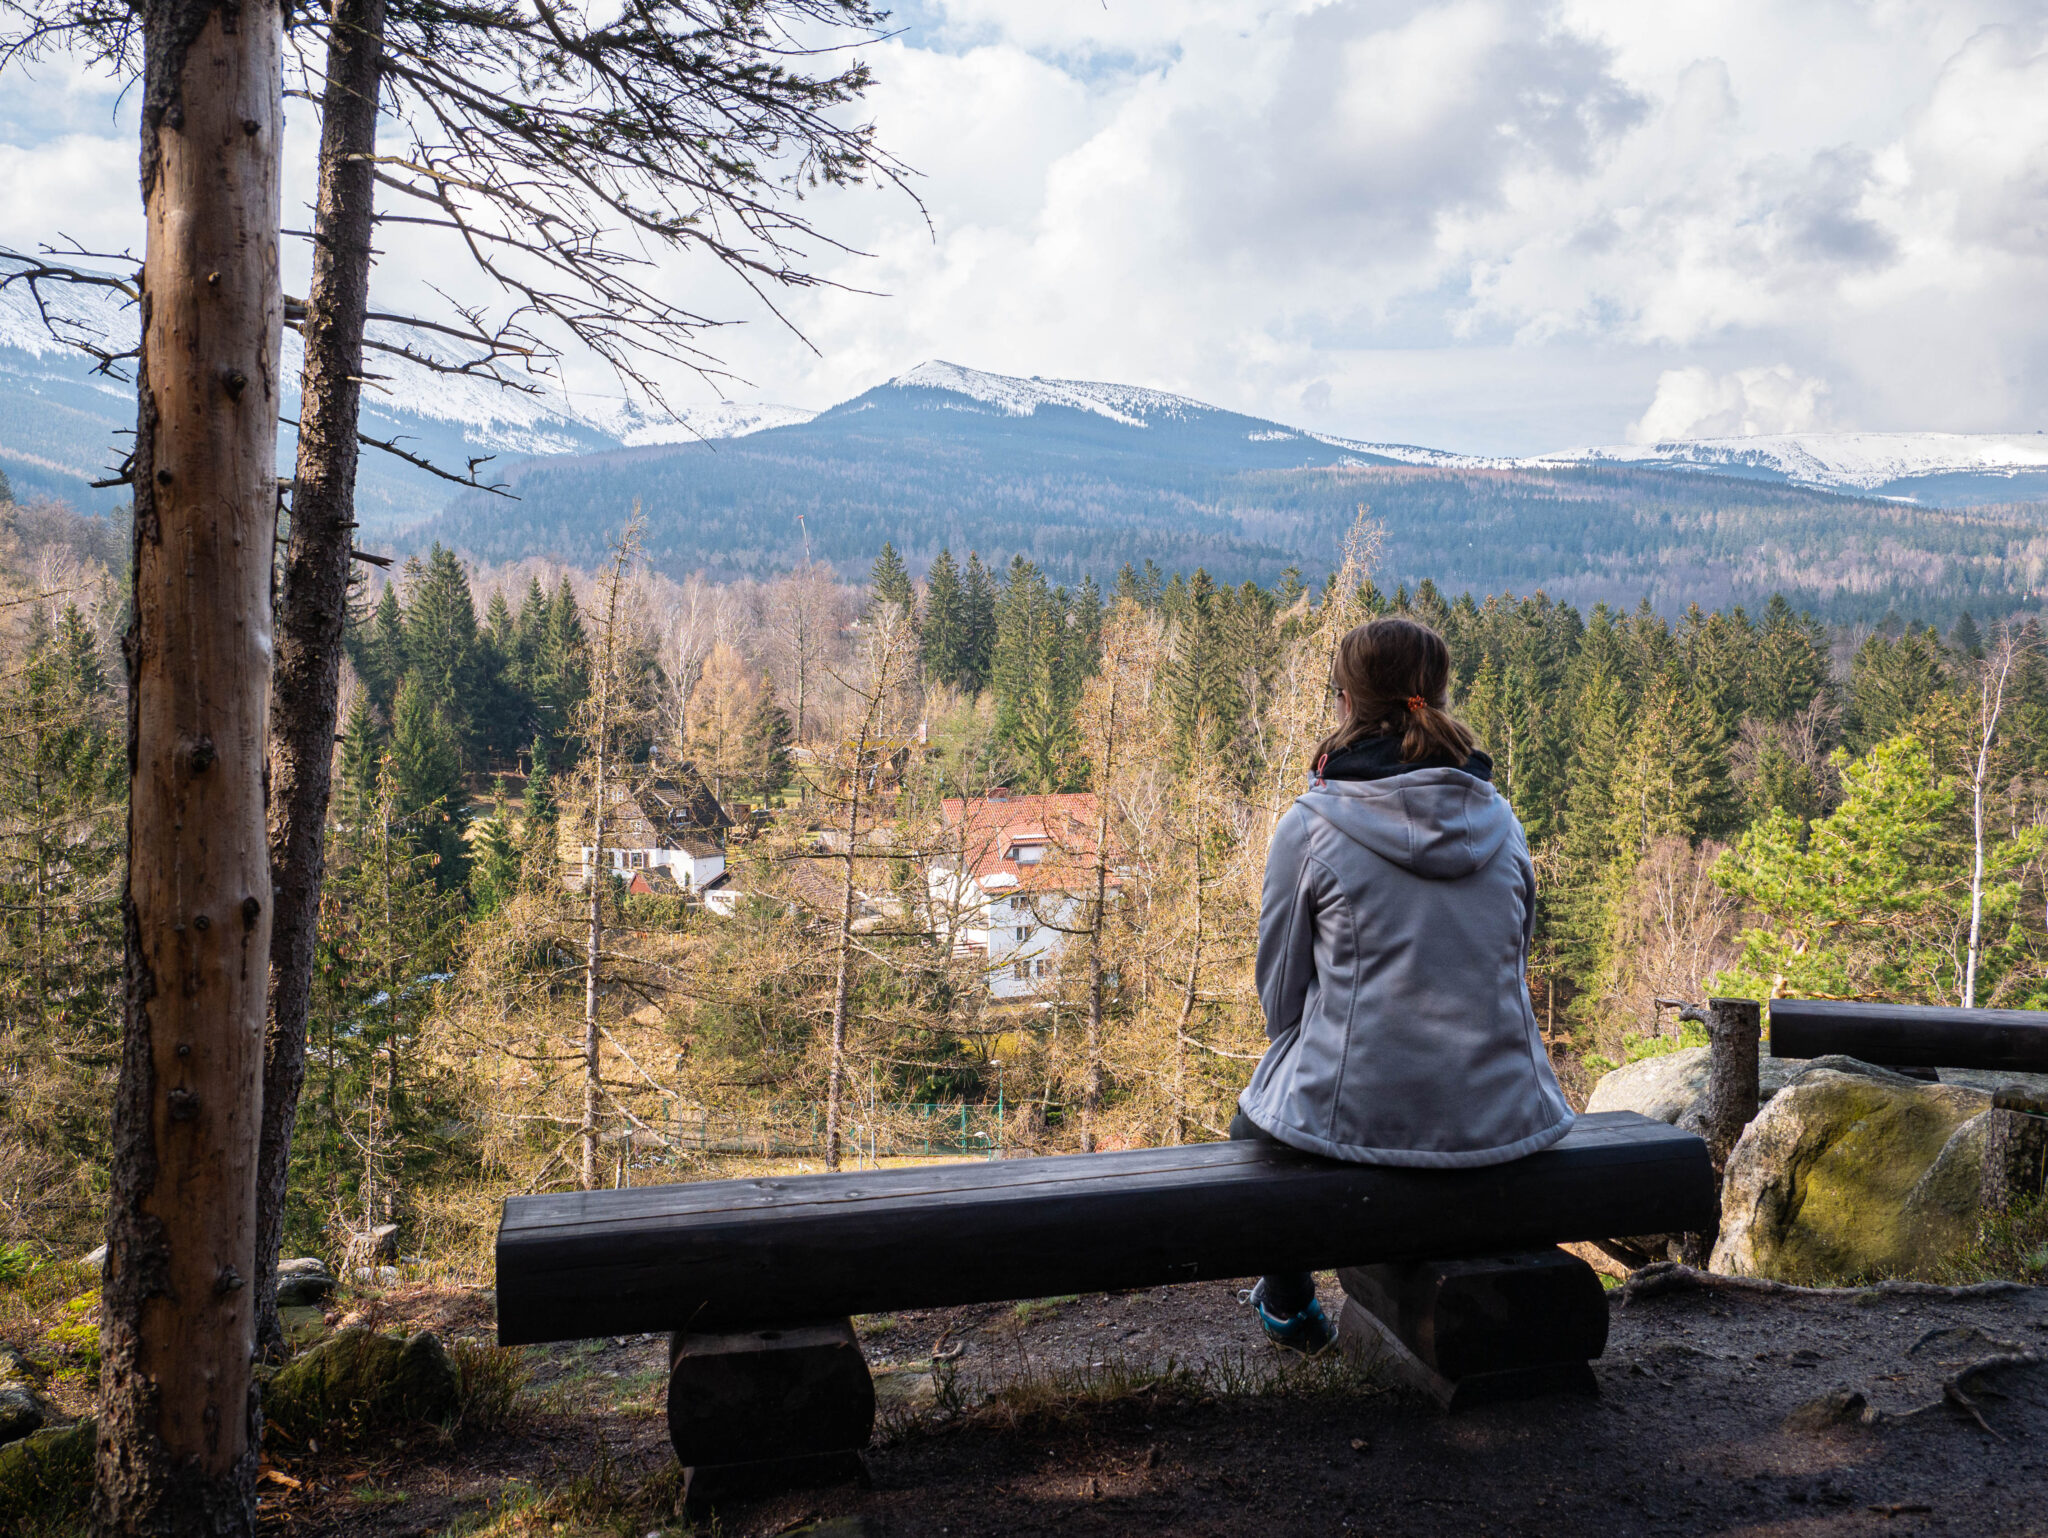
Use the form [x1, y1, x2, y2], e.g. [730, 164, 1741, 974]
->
[1313, 617, 1478, 768]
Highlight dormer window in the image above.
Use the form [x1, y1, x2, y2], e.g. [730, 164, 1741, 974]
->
[1010, 842, 1044, 865]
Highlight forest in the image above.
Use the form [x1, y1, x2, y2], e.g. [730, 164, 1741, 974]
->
[4, 477, 2047, 1278]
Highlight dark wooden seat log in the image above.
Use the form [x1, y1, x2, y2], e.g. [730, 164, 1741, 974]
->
[1769, 998, 2048, 1074]
[496, 1110, 1714, 1346]
[494, 1110, 1713, 1501]
[1336, 1249, 1608, 1411]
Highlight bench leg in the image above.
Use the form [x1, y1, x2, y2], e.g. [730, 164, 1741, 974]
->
[1336, 1248, 1606, 1413]
[667, 1318, 874, 1510]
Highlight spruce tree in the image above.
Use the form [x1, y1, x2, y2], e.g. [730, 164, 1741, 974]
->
[869, 541, 915, 622]
[960, 551, 998, 694]
[1848, 627, 1946, 749]
[358, 582, 408, 714]
[744, 681, 796, 802]
[920, 547, 967, 686]
[389, 676, 469, 887]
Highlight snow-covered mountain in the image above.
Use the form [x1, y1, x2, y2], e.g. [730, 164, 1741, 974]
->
[1529, 432, 2048, 505]
[0, 277, 815, 525]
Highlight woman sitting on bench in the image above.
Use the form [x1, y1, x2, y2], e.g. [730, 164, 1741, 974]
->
[1236, 616, 1574, 1351]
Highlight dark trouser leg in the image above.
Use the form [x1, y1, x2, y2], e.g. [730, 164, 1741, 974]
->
[1229, 1110, 1317, 1318]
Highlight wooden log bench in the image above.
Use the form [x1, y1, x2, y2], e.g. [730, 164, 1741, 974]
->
[495, 1109, 1714, 1506]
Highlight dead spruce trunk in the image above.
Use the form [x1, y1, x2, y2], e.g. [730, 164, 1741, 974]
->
[254, 0, 388, 1358]
[95, 0, 283, 1529]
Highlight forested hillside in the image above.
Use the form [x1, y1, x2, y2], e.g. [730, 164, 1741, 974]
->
[419, 377, 2048, 624]
[8, 477, 2047, 1274]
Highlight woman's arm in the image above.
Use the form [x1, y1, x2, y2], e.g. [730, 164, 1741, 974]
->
[1256, 805, 1320, 1042]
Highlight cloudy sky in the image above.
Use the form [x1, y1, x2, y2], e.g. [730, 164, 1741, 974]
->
[5, 0, 2048, 453]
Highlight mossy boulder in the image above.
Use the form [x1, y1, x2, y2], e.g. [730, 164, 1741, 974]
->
[1710, 1070, 1992, 1282]
[0, 1345, 48, 1447]
[265, 1328, 459, 1444]
[0, 1417, 94, 1535]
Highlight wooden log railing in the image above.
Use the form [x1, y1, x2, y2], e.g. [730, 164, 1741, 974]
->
[1768, 998, 2048, 1073]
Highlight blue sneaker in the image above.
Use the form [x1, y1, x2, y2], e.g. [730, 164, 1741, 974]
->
[1247, 1279, 1335, 1353]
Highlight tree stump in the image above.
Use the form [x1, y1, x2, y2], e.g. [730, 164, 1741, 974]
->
[667, 1319, 873, 1511]
[1980, 1086, 2048, 1217]
[1336, 1249, 1607, 1412]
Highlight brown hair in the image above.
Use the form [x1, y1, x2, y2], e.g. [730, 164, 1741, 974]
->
[1312, 617, 1478, 769]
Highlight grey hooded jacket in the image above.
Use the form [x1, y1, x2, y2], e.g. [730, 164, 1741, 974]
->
[1237, 766, 1574, 1167]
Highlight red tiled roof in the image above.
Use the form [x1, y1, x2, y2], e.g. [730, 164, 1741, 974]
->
[938, 792, 1111, 890]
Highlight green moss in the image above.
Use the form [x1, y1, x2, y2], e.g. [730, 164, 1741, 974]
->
[0, 1418, 94, 1537]
[265, 1329, 459, 1446]
[1766, 1081, 1985, 1283]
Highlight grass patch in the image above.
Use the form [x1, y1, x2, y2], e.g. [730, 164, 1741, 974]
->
[1010, 1294, 1080, 1327]
[351, 1485, 411, 1506]
[437, 1440, 684, 1537]
[1949, 1193, 2048, 1284]
[453, 1339, 536, 1438]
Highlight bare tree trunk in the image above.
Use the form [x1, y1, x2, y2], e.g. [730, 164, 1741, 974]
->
[1083, 794, 1109, 1154]
[1171, 835, 1205, 1147]
[825, 778, 857, 1171]
[254, 0, 388, 1356]
[824, 611, 908, 1171]
[96, 0, 283, 1528]
[1964, 634, 2016, 1009]
[581, 531, 634, 1191]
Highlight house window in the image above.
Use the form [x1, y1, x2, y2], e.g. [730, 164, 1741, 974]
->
[630, 851, 647, 869]
[1013, 959, 1030, 981]
[1014, 925, 1029, 944]
[1012, 843, 1044, 865]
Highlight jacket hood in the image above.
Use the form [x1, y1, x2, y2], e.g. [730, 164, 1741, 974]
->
[1295, 768, 1515, 880]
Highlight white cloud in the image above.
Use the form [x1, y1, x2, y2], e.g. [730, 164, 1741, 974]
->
[1628, 365, 1831, 442]
[9, 2, 2048, 454]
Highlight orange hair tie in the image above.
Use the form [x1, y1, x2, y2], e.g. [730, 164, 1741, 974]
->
[1406, 695, 1428, 712]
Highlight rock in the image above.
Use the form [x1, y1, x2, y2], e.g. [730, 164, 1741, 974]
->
[79, 1246, 105, 1271]
[0, 1344, 48, 1449]
[1928, 1067, 2048, 1099]
[1587, 1049, 1940, 1127]
[0, 1418, 94, 1530]
[275, 1257, 336, 1307]
[0, 1345, 42, 1384]
[1711, 1070, 1992, 1282]
[264, 1328, 460, 1444]
[1900, 1111, 1990, 1257]
[1783, 1389, 1872, 1431]
[1586, 1048, 1710, 1122]
[351, 1265, 400, 1288]
[0, 1387, 43, 1447]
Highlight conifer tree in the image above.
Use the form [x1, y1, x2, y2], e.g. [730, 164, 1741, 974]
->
[744, 680, 796, 802]
[920, 547, 967, 686]
[390, 675, 468, 886]
[359, 583, 408, 714]
[468, 778, 522, 914]
[869, 540, 915, 622]
[0, 602, 124, 1245]
[1849, 627, 1947, 749]
[960, 551, 998, 694]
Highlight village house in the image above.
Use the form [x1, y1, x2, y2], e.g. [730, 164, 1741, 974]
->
[926, 790, 1109, 1000]
[562, 769, 733, 895]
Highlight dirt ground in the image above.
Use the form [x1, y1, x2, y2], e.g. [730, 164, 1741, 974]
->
[252, 1269, 2048, 1538]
